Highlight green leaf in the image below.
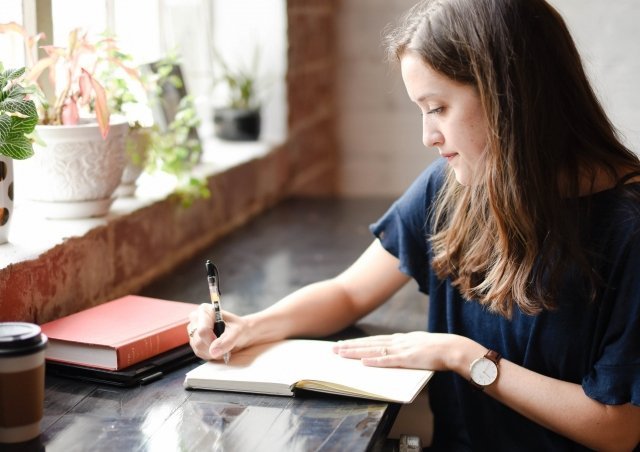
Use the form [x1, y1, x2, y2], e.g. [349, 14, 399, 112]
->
[0, 81, 37, 159]
[0, 116, 35, 159]
[0, 68, 26, 95]
[0, 135, 35, 159]
[0, 67, 38, 137]
[0, 98, 38, 134]
[6, 83, 34, 101]
[2, 67, 26, 82]
[0, 114, 8, 138]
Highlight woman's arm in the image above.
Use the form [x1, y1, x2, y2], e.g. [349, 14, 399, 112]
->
[245, 239, 411, 342]
[336, 333, 640, 451]
[487, 354, 640, 451]
[189, 239, 410, 360]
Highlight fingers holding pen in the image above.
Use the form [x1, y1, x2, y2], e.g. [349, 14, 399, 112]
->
[187, 304, 242, 361]
[208, 310, 243, 360]
[188, 303, 216, 360]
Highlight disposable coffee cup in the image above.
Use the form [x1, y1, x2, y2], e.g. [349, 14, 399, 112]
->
[0, 322, 48, 448]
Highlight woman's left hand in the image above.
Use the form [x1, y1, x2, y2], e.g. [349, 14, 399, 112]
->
[333, 331, 476, 372]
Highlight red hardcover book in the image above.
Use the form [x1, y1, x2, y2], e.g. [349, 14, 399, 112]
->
[40, 295, 196, 370]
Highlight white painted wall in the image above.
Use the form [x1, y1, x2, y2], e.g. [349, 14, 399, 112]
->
[337, 0, 640, 197]
[549, 0, 640, 158]
[337, 0, 429, 197]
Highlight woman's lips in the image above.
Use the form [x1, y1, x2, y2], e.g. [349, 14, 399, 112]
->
[440, 152, 458, 162]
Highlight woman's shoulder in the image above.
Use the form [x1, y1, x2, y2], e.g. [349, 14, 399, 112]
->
[586, 182, 640, 250]
[591, 181, 640, 221]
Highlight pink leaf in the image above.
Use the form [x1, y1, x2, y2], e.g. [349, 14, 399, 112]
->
[78, 71, 92, 105]
[25, 56, 56, 83]
[81, 68, 110, 138]
[0, 21, 28, 36]
[41, 45, 65, 58]
[61, 99, 79, 125]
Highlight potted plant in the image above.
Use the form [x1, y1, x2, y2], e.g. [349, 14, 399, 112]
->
[93, 33, 153, 197]
[93, 47, 209, 205]
[0, 23, 129, 219]
[143, 56, 209, 206]
[212, 49, 262, 141]
[0, 65, 38, 244]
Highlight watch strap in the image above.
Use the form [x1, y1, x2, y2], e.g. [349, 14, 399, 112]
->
[485, 349, 502, 365]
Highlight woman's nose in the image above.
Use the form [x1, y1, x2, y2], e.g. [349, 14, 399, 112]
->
[423, 126, 444, 148]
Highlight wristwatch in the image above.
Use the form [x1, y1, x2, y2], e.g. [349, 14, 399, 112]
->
[469, 349, 501, 390]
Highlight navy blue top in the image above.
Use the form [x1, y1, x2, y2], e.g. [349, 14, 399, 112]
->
[370, 159, 640, 451]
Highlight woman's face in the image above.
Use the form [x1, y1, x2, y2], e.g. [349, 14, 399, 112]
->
[400, 52, 488, 185]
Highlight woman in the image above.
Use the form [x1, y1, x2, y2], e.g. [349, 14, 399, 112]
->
[189, 0, 640, 449]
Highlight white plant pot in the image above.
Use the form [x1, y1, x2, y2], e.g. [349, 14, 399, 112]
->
[115, 126, 152, 197]
[15, 118, 128, 219]
[0, 156, 13, 244]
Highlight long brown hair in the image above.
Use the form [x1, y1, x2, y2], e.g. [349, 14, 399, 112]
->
[385, 0, 640, 317]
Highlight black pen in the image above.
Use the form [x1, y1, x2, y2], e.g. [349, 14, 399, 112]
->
[205, 260, 230, 364]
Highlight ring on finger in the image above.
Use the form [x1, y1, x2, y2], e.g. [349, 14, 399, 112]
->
[380, 347, 388, 356]
[188, 326, 197, 338]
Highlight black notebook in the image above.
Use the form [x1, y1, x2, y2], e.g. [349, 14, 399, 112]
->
[46, 344, 199, 387]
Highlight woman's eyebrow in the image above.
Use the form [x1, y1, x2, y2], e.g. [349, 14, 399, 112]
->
[415, 92, 440, 103]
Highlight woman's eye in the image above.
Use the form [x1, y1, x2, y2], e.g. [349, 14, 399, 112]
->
[427, 107, 444, 115]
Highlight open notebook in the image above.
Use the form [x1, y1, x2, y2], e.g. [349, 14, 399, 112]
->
[184, 339, 433, 403]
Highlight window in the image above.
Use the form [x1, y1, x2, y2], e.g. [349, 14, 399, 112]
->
[0, 0, 286, 142]
[211, 0, 288, 141]
[0, 0, 26, 68]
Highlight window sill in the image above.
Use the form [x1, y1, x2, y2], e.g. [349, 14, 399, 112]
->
[1, 138, 276, 269]
[0, 136, 290, 323]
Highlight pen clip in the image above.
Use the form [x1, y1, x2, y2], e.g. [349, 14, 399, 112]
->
[206, 259, 221, 295]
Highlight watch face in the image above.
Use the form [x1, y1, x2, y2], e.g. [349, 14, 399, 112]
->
[470, 357, 498, 386]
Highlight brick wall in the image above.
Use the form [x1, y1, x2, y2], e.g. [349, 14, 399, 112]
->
[286, 0, 339, 196]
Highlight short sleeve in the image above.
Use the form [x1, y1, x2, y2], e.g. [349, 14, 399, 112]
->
[582, 210, 640, 406]
[369, 160, 447, 294]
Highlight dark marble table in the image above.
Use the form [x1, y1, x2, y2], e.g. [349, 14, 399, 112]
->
[42, 198, 429, 452]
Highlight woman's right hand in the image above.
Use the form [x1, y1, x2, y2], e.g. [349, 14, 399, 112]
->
[187, 303, 252, 361]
